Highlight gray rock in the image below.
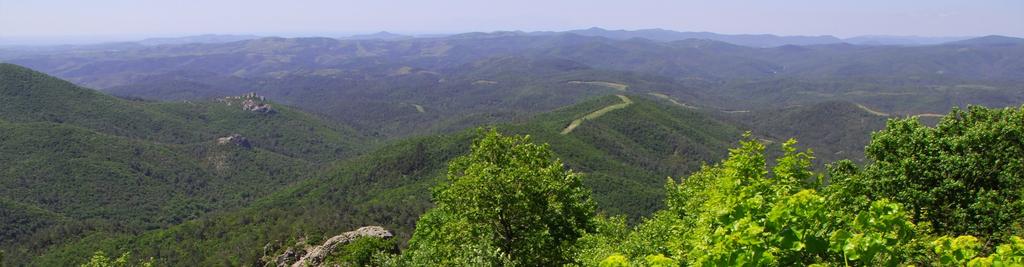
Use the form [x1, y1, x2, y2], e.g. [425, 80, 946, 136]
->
[241, 99, 274, 113]
[288, 226, 393, 267]
[217, 134, 252, 149]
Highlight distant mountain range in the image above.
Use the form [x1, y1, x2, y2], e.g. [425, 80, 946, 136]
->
[559, 27, 1021, 47]
[341, 31, 414, 40]
[562, 27, 843, 47]
[3, 28, 1017, 51]
[137, 34, 261, 45]
[947, 35, 1024, 45]
[3, 30, 1021, 139]
[842, 35, 972, 46]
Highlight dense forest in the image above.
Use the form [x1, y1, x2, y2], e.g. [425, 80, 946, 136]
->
[1, 28, 1023, 266]
[3, 32, 1022, 139]
[26, 105, 1024, 266]
[338, 108, 1022, 266]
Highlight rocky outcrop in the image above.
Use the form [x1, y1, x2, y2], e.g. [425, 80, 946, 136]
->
[265, 226, 393, 267]
[217, 134, 251, 149]
[273, 247, 305, 267]
[241, 98, 274, 113]
[219, 92, 275, 114]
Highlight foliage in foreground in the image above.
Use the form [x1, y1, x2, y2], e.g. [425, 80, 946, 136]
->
[398, 129, 596, 266]
[391, 105, 1022, 266]
[861, 105, 1024, 242]
[578, 105, 1024, 266]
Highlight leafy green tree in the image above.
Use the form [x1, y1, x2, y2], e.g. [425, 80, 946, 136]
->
[644, 254, 676, 266]
[573, 215, 631, 265]
[966, 236, 1024, 266]
[765, 190, 835, 264]
[599, 254, 629, 267]
[574, 211, 685, 266]
[829, 200, 918, 266]
[863, 106, 1024, 242]
[579, 136, 929, 266]
[931, 235, 982, 266]
[80, 251, 152, 267]
[401, 129, 596, 266]
[928, 235, 1024, 267]
[81, 251, 127, 267]
[821, 160, 873, 220]
[419, 106, 1021, 266]
[668, 137, 828, 266]
[324, 237, 398, 266]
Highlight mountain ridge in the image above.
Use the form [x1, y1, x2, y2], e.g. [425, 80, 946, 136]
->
[563, 27, 844, 47]
[0, 65, 377, 264]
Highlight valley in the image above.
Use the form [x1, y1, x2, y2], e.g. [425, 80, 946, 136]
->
[0, 28, 1022, 266]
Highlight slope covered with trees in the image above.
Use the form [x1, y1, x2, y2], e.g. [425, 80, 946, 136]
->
[571, 105, 1024, 266]
[4, 33, 1022, 139]
[2, 60, 1021, 266]
[17, 93, 746, 265]
[389, 106, 1023, 266]
[0, 63, 366, 161]
[0, 64, 367, 264]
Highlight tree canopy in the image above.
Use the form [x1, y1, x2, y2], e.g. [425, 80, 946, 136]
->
[863, 106, 1024, 242]
[573, 106, 1024, 266]
[400, 129, 596, 266]
[75, 105, 1024, 266]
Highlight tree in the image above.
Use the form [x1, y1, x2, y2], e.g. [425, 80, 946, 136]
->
[401, 129, 596, 266]
[828, 200, 918, 266]
[80, 251, 152, 267]
[965, 236, 1024, 266]
[863, 106, 1024, 243]
[582, 136, 923, 266]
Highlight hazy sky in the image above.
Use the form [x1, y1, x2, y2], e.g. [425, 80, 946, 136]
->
[1, 0, 1022, 43]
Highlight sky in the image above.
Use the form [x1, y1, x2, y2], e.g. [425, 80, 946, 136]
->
[1, 0, 1022, 44]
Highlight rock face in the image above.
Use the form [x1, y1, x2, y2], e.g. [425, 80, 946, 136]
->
[241, 98, 274, 113]
[273, 247, 305, 267]
[217, 134, 252, 149]
[219, 92, 275, 114]
[266, 226, 393, 267]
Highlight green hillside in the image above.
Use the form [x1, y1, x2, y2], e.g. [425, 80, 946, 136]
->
[0, 64, 368, 264]
[8, 34, 1020, 140]
[389, 105, 1023, 266]
[3, 60, 1019, 266]
[4, 75, 892, 263]
[0, 63, 366, 161]
[722, 101, 892, 165]
[22, 94, 743, 265]
[510, 95, 741, 216]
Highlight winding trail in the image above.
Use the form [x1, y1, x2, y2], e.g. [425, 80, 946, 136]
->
[854, 103, 890, 116]
[855, 103, 946, 118]
[568, 81, 629, 91]
[647, 92, 698, 109]
[561, 95, 633, 135]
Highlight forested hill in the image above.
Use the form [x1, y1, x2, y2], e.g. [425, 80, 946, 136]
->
[19, 92, 894, 266]
[0, 64, 368, 264]
[19, 91, 739, 265]
[3, 33, 1022, 140]
[0, 64, 907, 265]
[0, 63, 366, 161]
[38, 102, 1024, 266]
